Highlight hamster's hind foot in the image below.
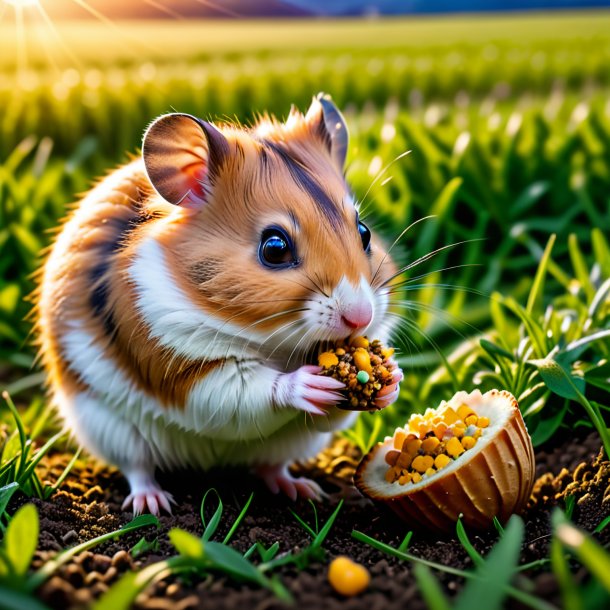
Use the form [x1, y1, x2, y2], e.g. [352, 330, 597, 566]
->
[121, 467, 176, 515]
[255, 463, 327, 502]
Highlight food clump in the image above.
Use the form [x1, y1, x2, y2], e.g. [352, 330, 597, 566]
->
[328, 556, 370, 596]
[384, 403, 490, 485]
[317, 336, 395, 411]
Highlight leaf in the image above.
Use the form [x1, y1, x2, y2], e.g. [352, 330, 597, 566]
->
[455, 517, 483, 567]
[594, 515, 610, 534]
[0, 585, 51, 610]
[200, 489, 223, 542]
[0, 483, 20, 522]
[551, 536, 583, 610]
[480, 338, 514, 361]
[528, 358, 584, 401]
[526, 233, 556, 316]
[4, 503, 38, 577]
[169, 529, 204, 560]
[204, 541, 266, 585]
[454, 516, 524, 610]
[130, 536, 159, 558]
[413, 564, 451, 610]
[554, 510, 610, 593]
[223, 492, 253, 545]
[529, 399, 568, 446]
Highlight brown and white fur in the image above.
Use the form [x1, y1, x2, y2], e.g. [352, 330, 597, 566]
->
[36, 94, 402, 514]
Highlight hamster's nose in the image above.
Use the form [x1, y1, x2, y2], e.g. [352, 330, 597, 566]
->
[341, 301, 373, 331]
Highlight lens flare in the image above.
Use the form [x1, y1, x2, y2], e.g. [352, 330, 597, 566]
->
[4, 0, 40, 6]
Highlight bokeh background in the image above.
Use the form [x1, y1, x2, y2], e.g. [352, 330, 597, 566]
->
[0, 0, 609, 447]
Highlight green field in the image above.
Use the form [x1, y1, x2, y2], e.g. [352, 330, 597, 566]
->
[0, 10, 610, 609]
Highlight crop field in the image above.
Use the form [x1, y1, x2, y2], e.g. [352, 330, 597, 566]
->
[0, 10, 609, 610]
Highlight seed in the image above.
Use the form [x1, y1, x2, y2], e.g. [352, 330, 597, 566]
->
[384, 450, 400, 466]
[404, 438, 422, 456]
[356, 371, 370, 384]
[318, 352, 339, 368]
[351, 336, 370, 349]
[393, 430, 407, 449]
[442, 407, 459, 425]
[461, 436, 476, 450]
[434, 454, 452, 470]
[396, 453, 412, 469]
[328, 556, 370, 597]
[457, 404, 474, 420]
[433, 422, 448, 439]
[446, 437, 465, 457]
[398, 473, 411, 485]
[411, 472, 422, 483]
[353, 349, 373, 373]
[465, 414, 478, 426]
[335, 348, 346, 356]
[424, 467, 436, 477]
[422, 436, 440, 453]
[478, 416, 490, 428]
[412, 455, 434, 473]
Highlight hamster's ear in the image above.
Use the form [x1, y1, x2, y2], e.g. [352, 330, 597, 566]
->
[142, 113, 229, 210]
[305, 92, 349, 172]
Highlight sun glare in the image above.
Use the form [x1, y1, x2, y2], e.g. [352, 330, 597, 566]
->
[4, 0, 40, 6]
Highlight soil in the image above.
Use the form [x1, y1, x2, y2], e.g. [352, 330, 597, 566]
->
[12, 430, 610, 610]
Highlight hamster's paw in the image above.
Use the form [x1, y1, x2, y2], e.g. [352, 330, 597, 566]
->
[374, 362, 403, 409]
[255, 463, 326, 502]
[122, 468, 176, 515]
[275, 365, 345, 416]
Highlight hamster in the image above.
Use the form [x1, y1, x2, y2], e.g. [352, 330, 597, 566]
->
[36, 93, 402, 515]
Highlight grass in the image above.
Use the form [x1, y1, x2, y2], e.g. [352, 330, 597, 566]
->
[0, 10, 609, 609]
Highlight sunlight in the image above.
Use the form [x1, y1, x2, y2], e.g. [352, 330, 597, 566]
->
[4, 0, 40, 6]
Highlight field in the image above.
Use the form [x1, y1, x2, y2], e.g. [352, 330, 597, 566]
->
[1, 10, 610, 610]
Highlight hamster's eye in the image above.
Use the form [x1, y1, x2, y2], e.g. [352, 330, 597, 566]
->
[358, 220, 371, 252]
[259, 227, 298, 269]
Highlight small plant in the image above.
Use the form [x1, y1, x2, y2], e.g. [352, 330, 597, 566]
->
[96, 490, 344, 609]
[0, 391, 80, 524]
[0, 502, 158, 610]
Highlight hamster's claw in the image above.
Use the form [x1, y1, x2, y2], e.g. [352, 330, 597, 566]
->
[122, 488, 175, 516]
[256, 464, 326, 502]
[276, 365, 346, 416]
[374, 362, 403, 410]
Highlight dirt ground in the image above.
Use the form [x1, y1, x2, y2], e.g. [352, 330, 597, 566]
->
[19, 430, 610, 610]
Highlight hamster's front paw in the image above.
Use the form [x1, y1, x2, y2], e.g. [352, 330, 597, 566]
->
[275, 365, 345, 416]
[374, 360, 403, 409]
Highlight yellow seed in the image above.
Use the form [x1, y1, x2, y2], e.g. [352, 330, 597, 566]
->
[378, 365, 391, 379]
[351, 336, 369, 349]
[335, 348, 346, 356]
[396, 453, 412, 469]
[474, 429, 482, 439]
[453, 424, 466, 438]
[434, 454, 452, 470]
[353, 349, 373, 374]
[478, 416, 490, 428]
[384, 450, 401, 466]
[328, 557, 370, 597]
[424, 467, 436, 477]
[318, 352, 339, 368]
[384, 468, 396, 483]
[461, 436, 476, 450]
[442, 407, 459, 425]
[433, 422, 448, 439]
[412, 455, 434, 473]
[411, 472, 422, 483]
[393, 430, 407, 450]
[465, 414, 478, 426]
[422, 436, 440, 453]
[457, 404, 474, 420]
[404, 438, 422, 456]
[446, 436, 465, 457]
[398, 473, 411, 485]
[408, 415, 423, 432]
[381, 347, 395, 359]
[418, 422, 430, 437]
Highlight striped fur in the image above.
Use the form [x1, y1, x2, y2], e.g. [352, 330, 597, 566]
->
[36, 97, 399, 507]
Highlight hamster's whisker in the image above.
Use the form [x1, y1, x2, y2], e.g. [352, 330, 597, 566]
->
[358, 149, 412, 213]
[386, 311, 459, 386]
[386, 282, 488, 300]
[376, 238, 486, 289]
[390, 299, 479, 338]
[265, 321, 306, 361]
[224, 307, 309, 356]
[370, 215, 436, 287]
[380, 263, 483, 291]
[286, 325, 318, 368]
[256, 318, 303, 356]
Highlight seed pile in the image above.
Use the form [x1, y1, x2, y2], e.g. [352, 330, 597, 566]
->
[384, 403, 490, 485]
[317, 336, 395, 411]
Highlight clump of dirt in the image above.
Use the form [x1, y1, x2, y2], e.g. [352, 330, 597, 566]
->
[13, 431, 609, 610]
